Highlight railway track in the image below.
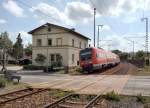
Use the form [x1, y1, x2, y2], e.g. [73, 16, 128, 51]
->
[0, 88, 55, 108]
[43, 94, 96, 108]
[41, 62, 130, 108]
[0, 62, 129, 108]
[98, 62, 129, 75]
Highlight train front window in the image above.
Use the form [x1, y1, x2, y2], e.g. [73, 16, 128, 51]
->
[80, 48, 92, 61]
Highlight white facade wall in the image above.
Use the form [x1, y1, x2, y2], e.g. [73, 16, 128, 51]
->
[31, 25, 89, 67]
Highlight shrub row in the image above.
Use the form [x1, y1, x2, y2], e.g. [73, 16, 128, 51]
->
[0, 76, 7, 88]
[23, 65, 62, 72]
[23, 65, 45, 70]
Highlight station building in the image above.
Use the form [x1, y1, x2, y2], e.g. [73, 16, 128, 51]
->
[28, 23, 90, 67]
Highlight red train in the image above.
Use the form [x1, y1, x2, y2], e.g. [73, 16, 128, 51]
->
[79, 47, 120, 73]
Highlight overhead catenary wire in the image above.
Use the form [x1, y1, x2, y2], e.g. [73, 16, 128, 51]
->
[89, 0, 146, 51]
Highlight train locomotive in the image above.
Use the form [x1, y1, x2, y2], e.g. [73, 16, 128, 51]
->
[79, 47, 120, 73]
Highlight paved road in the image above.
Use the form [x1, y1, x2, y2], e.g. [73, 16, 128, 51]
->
[17, 70, 150, 96]
[122, 75, 150, 96]
[18, 71, 128, 94]
[0, 66, 23, 71]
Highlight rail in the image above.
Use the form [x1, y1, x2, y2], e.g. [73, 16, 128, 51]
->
[0, 88, 48, 105]
[0, 62, 129, 108]
[43, 93, 73, 108]
[83, 94, 102, 108]
[42, 62, 130, 108]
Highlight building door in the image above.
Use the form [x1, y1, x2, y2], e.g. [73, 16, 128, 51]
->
[49, 54, 63, 66]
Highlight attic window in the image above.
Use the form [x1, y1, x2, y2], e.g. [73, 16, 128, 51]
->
[44, 24, 51, 32]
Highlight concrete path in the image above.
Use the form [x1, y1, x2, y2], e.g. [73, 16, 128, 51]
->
[1, 66, 150, 96]
[0, 66, 23, 71]
[121, 75, 150, 96]
[19, 71, 130, 95]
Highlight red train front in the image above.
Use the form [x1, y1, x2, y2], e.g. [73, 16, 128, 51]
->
[79, 47, 120, 73]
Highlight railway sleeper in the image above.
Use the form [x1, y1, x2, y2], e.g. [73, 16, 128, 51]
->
[58, 104, 73, 108]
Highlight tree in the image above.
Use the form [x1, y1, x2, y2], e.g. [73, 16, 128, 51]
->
[35, 54, 46, 66]
[0, 32, 13, 72]
[24, 44, 32, 56]
[13, 33, 23, 60]
[135, 50, 145, 59]
[111, 50, 122, 55]
[0, 31, 13, 53]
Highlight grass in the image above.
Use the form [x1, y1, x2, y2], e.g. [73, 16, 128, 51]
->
[0, 75, 7, 88]
[49, 89, 73, 98]
[69, 67, 83, 75]
[105, 91, 120, 101]
[0, 75, 28, 94]
[136, 94, 146, 104]
[128, 64, 150, 76]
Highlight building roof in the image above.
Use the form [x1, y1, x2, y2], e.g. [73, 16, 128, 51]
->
[28, 22, 90, 40]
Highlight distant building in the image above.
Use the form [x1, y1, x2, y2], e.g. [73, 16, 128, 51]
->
[28, 23, 90, 67]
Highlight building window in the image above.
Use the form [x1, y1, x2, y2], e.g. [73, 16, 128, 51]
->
[72, 54, 74, 63]
[37, 39, 42, 46]
[50, 54, 55, 62]
[79, 42, 81, 48]
[72, 39, 74, 47]
[84, 43, 87, 48]
[56, 38, 62, 46]
[48, 39, 52, 46]
[56, 54, 60, 62]
[50, 54, 62, 66]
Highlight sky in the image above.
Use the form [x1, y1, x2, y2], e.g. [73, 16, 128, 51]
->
[0, 0, 150, 52]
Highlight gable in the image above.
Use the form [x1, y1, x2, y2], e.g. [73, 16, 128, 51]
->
[28, 23, 90, 40]
[31, 25, 67, 35]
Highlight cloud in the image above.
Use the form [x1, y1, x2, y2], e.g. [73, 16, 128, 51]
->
[30, 3, 73, 25]
[19, 31, 32, 46]
[30, 2, 96, 25]
[101, 34, 146, 52]
[65, 2, 93, 23]
[0, 19, 7, 24]
[100, 35, 133, 51]
[2, 0, 25, 17]
[90, 0, 122, 16]
[89, 0, 144, 16]
[138, 0, 150, 11]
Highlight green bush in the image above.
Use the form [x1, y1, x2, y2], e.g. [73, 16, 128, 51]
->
[105, 90, 120, 101]
[23, 65, 45, 70]
[0, 76, 6, 88]
[136, 94, 146, 104]
[49, 89, 73, 98]
[76, 67, 83, 73]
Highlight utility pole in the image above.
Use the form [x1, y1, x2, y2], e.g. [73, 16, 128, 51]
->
[124, 37, 135, 59]
[141, 17, 149, 66]
[94, 8, 96, 47]
[97, 25, 103, 48]
[133, 41, 135, 59]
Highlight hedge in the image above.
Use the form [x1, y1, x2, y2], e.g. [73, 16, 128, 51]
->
[23, 65, 45, 70]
